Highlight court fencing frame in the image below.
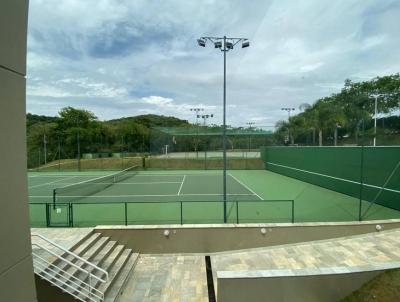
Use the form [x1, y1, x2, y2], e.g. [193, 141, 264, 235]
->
[261, 146, 400, 221]
[30, 199, 295, 227]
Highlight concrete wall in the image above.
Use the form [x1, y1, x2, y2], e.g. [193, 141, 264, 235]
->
[35, 275, 74, 302]
[0, 1, 37, 301]
[216, 268, 385, 302]
[96, 219, 400, 253]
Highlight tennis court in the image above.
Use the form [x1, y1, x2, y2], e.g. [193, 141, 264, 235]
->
[28, 168, 400, 227]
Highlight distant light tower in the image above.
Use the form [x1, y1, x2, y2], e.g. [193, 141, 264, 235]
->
[371, 94, 384, 147]
[190, 108, 204, 125]
[246, 122, 255, 154]
[201, 114, 214, 126]
[281, 107, 295, 144]
[197, 36, 250, 223]
[246, 122, 255, 128]
[190, 108, 204, 157]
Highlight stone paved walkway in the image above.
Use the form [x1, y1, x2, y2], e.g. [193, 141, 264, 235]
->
[212, 228, 400, 273]
[118, 255, 208, 302]
[31, 228, 93, 259]
[29, 227, 400, 301]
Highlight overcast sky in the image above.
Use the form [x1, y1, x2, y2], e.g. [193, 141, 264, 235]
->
[27, 0, 400, 127]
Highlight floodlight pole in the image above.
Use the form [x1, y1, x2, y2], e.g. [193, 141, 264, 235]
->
[373, 95, 377, 147]
[190, 108, 204, 158]
[76, 117, 81, 171]
[223, 35, 227, 223]
[246, 122, 255, 152]
[281, 108, 295, 145]
[197, 35, 249, 223]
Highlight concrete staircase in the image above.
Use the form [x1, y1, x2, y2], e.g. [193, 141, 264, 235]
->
[33, 232, 138, 302]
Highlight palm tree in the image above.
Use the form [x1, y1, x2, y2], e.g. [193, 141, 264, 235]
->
[312, 97, 346, 146]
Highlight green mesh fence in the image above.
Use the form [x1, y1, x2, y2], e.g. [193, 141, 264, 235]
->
[260, 146, 400, 213]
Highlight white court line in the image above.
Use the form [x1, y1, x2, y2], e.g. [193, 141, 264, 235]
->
[28, 177, 78, 189]
[228, 173, 263, 200]
[177, 175, 186, 195]
[40, 181, 182, 186]
[29, 193, 256, 198]
[28, 174, 185, 178]
[28, 173, 223, 178]
[28, 174, 114, 178]
[267, 162, 400, 194]
[128, 172, 223, 177]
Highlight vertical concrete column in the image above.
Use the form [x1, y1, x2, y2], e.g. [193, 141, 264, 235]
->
[0, 0, 38, 301]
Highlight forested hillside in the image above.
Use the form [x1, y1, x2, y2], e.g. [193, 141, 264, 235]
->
[26, 108, 191, 167]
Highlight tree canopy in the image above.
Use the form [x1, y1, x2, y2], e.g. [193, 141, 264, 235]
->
[275, 74, 400, 146]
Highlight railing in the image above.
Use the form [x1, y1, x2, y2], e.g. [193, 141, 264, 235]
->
[31, 233, 108, 302]
[30, 199, 294, 227]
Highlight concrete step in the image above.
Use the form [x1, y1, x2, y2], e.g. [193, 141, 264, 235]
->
[53, 236, 110, 288]
[92, 245, 125, 285]
[50, 232, 101, 274]
[97, 249, 133, 295]
[104, 253, 139, 302]
[70, 241, 118, 295]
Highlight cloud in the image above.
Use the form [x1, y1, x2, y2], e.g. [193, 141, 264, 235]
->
[140, 96, 173, 106]
[26, 0, 400, 126]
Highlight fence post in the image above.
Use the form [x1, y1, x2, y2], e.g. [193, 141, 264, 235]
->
[291, 200, 294, 223]
[45, 203, 50, 227]
[125, 202, 128, 226]
[358, 145, 364, 221]
[69, 203, 74, 227]
[236, 200, 239, 224]
[180, 201, 183, 225]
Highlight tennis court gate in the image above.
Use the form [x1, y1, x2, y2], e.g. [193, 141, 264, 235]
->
[46, 203, 73, 227]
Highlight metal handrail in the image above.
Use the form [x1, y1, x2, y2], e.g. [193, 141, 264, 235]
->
[31, 243, 105, 284]
[33, 253, 104, 300]
[31, 233, 108, 302]
[31, 233, 108, 280]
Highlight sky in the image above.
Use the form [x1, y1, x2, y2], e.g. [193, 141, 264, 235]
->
[27, 0, 400, 127]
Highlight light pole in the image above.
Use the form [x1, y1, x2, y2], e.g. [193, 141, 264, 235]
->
[201, 114, 214, 126]
[43, 133, 47, 165]
[373, 95, 378, 147]
[198, 36, 249, 223]
[246, 122, 255, 152]
[281, 107, 295, 144]
[190, 108, 204, 158]
[76, 117, 81, 171]
[371, 93, 385, 147]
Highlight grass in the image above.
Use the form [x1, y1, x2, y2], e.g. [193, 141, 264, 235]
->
[342, 269, 400, 302]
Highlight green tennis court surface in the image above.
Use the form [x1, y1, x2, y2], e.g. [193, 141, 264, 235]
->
[28, 170, 400, 227]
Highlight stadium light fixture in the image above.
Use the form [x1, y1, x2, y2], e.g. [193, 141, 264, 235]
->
[197, 39, 206, 47]
[197, 35, 249, 223]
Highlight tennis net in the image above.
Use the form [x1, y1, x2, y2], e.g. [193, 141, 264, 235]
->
[53, 165, 139, 204]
